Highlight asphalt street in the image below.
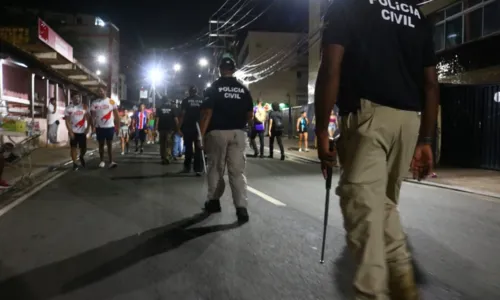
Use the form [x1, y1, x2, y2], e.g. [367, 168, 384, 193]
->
[0, 144, 499, 300]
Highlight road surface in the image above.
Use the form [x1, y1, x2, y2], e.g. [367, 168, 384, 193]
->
[0, 145, 499, 300]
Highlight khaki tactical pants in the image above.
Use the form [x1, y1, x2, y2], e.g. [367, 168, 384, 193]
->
[205, 130, 248, 208]
[336, 99, 420, 300]
[159, 130, 173, 160]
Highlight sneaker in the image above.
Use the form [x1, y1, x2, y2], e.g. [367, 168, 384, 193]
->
[79, 156, 86, 168]
[299, 148, 303, 152]
[0, 179, 10, 189]
[236, 207, 249, 223]
[305, 148, 310, 152]
[73, 163, 79, 171]
[108, 162, 118, 169]
[204, 199, 222, 213]
[121, 152, 125, 155]
[99, 161, 106, 168]
[280, 155, 285, 161]
[140, 148, 144, 154]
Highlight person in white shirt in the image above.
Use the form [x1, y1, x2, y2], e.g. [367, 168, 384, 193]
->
[90, 88, 120, 168]
[119, 110, 131, 155]
[64, 94, 92, 171]
[47, 97, 59, 144]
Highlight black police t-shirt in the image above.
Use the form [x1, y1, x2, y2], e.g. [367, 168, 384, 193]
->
[322, 0, 437, 113]
[181, 95, 204, 131]
[156, 104, 177, 130]
[201, 77, 253, 132]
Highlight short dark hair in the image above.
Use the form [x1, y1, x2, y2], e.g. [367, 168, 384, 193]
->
[272, 102, 280, 111]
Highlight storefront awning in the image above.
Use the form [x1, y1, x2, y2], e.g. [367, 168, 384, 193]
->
[0, 18, 106, 93]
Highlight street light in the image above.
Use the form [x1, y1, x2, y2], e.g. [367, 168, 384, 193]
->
[198, 74, 202, 78]
[96, 70, 101, 75]
[206, 82, 211, 88]
[173, 63, 181, 72]
[148, 68, 164, 108]
[97, 55, 106, 64]
[199, 58, 209, 67]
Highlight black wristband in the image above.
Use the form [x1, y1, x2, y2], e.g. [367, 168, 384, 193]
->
[418, 136, 433, 145]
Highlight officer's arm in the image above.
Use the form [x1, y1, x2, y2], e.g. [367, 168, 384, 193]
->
[314, 0, 348, 138]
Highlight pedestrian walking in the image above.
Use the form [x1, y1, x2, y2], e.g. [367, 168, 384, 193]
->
[47, 97, 60, 144]
[296, 111, 309, 152]
[155, 98, 178, 165]
[250, 99, 266, 158]
[314, 0, 439, 299]
[132, 103, 148, 154]
[91, 88, 120, 168]
[179, 85, 204, 175]
[199, 57, 254, 223]
[64, 94, 92, 171]
[119, 110, 131, 155]
[267, 102, 285, 160]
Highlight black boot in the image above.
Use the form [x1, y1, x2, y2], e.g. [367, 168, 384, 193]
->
[280, 154, 285, 161]
[204, 199, 221, 213]
[236, 207, 249, 223]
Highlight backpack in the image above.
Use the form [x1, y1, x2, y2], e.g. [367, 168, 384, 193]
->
[254, 106, 266, 123]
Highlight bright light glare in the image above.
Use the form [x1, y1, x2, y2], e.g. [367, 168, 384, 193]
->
[198, 74, 202, 78]
[173, 64, 181, 72]
[199, 58, 208, 67]
[149, 68, 164, 84]
[206, 82, 211, 88]
[96, 70, 101, 75]
[97, 55, 106, 64]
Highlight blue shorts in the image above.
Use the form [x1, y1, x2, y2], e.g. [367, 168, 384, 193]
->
[96, 127, 115, 142]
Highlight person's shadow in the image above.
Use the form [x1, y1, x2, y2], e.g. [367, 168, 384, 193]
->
[333, 238, 428, 298]
[0, 212, 241, 300]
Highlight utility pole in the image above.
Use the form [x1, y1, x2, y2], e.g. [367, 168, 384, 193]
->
[307, 0, 324, 105]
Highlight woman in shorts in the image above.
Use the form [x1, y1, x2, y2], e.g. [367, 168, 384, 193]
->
[296, 110, 309, 152]
[119, 110, 131, 155]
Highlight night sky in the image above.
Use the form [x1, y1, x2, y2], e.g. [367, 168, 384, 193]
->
[9, 0, 309, 98]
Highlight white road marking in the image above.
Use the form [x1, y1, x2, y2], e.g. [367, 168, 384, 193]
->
[0, 170, 68, 218]
[247, 186, 286, 207]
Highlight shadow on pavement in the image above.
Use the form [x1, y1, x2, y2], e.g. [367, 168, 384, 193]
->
[0, 212, 241, 300]
[111, 172, 200, 180]
[332, 238, 428, 299]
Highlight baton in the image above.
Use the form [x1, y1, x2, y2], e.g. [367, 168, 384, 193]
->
[196, 122, 207, 174]
[320, 138, 335, 264]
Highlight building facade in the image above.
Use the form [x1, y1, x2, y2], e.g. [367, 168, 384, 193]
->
[2, 7, 121, 100]
[237, 31, 308, 107]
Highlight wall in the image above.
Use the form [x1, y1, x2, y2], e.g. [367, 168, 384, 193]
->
[240, 31, 308, 106]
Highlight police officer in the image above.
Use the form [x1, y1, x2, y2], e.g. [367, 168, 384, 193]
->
[179, 86, 204, 175]
[199, 57, 254, 223]
[315, 0, 438, 299]
[155, 97, 179, 164]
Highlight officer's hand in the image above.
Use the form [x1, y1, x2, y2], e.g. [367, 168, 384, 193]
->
[317, 131, 335, 179]
[410, 144, 433, 181]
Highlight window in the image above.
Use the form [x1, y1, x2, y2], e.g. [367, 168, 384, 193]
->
[484, 0, 500, 36]
[464, 9, 482, 41]
[445, 17, 463, 48]
[446, 3, 462, 17]
[434, 24, 445, 51]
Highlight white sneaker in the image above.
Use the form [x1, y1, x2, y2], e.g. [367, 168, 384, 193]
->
[299, 148, 303, 152]
[108, 162, 118, 169]
[99, 161, 105, 168]
[121, 152, 125, 155]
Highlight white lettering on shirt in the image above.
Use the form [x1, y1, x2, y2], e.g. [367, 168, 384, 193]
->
[218, 86, 245, 100]
[369, 0, 421, 29]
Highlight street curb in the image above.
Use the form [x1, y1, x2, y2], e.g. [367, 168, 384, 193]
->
[4, 141, 120, 192]
[403, 178, 500, 200]
[265, 147, 500, 200]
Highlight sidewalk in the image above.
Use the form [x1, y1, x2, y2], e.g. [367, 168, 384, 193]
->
[265, 137, 500, 198]
[2, 139, 100, 191]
